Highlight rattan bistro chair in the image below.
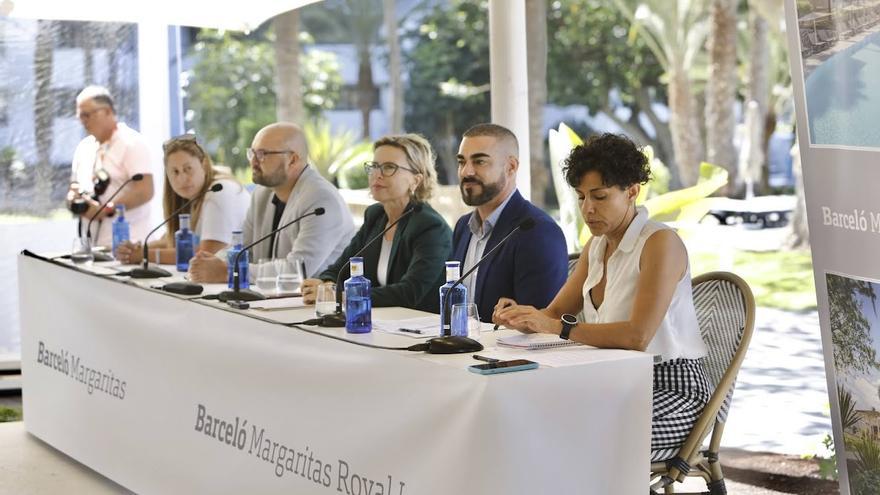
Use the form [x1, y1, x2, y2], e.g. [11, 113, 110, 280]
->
[649, 271, 756, 495]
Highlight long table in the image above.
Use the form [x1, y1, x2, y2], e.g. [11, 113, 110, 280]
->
[18, 253, 652, 494]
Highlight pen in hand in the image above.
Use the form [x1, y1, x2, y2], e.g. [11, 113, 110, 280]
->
[493, 299, 515, 330]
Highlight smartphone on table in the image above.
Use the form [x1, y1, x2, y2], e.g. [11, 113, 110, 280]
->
[468, 359, 538, 375]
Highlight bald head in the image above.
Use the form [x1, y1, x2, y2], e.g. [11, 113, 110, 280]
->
[253, 122, 309, 162]
[250, 122, 312, 191]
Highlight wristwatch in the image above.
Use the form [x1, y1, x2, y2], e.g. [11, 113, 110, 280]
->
[560, 313, 577, 340]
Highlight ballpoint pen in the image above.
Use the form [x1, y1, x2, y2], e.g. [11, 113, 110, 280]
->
[472, 355, 500, 363]
[398, 328, 423, 334]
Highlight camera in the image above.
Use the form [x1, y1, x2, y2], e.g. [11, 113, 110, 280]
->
[68, 169, 111, 215]
[69, 194, 89, 214]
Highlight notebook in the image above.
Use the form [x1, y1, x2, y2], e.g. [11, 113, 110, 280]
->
[496, 333, 582, 350]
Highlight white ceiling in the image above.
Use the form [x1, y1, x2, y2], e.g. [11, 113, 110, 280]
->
[0, 0, 325, 31]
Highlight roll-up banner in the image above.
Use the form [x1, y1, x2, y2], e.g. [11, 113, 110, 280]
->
[785, 1, 880, 493]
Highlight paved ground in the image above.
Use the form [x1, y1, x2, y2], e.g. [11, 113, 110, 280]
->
[724, 308, 832, 457]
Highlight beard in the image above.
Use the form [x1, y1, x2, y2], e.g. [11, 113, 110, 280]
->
[460, 176, 505, 206]
[253, 165, 287, 188]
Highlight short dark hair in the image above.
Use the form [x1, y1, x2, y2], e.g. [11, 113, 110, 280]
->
[462, 123, 518, 152]
[563, 133, 651, 189]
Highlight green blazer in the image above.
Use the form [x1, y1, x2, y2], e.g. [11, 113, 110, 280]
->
[319, 201, 452, 313]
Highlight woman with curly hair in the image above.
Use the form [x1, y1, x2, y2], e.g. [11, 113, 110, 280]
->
[493, 133, 709, 462]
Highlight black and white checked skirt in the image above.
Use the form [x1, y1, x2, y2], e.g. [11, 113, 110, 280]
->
[650, 358, 711, 462]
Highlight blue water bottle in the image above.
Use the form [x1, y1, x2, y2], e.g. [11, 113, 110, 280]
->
[344, 257, 371, 333]
[439, 261, 467, 336]
[175, 213, 194, 272]
[111, 204, 129, 258]
[227, 230, 249, 289]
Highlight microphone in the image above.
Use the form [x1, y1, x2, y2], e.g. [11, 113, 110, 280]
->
[218, 207, 326, 305]
[129, 183, 224, 279]
[310, 203, 423, 327]
[83, 173, 145, 262]
[430, 217, 537, 354]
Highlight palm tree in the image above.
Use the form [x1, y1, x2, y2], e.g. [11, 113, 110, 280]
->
[274, 10, 306, 124]
[384, 0, 403, 134]
[612, 0, 711, 188]
[319, 0, 384, 139]
[33, 20, 54, 215]
[526, 0, 549, 207]
[839, 386, 861, 433]
[705, 0, 738, 194]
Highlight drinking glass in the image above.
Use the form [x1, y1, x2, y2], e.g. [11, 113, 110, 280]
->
[315, 282, 337, 317]
[70, 237, 94, 266]
[255, 258, 278, 292]
[276, 258, 304, 294]
[451, 303, 481, 339]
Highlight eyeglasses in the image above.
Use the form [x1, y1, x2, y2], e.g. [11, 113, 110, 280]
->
[76, 106, 109, 121]
[363, 161, 417, 177]
[247, 148, 294, 163]
[163, 134, 198, 152]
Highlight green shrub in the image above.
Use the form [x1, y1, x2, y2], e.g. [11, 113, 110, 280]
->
[0, 406, 22, 422]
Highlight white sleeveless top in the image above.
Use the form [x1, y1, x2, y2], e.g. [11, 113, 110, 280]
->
[582, 206, 707, 362]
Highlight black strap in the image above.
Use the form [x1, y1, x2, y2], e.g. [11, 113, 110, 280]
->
[665, 456, 691, 476]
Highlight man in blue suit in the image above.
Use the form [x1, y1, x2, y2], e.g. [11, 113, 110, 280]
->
[452, 123, 568, 323]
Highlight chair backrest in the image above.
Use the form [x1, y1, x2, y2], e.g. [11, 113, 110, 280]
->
[691, 271, 756, 423]
[661, 271, 755, 480]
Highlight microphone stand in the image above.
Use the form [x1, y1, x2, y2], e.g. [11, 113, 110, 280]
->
[431, 218, 536, 353]
[130, 183, 223, 279]
[218, 207, 326, 304]
[312, 203, 423, 327]
[84, 173, 144, 262]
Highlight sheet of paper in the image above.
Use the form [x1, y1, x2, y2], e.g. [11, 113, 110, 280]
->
[373, 316, 441, 338]
[248, 297, 306, 311]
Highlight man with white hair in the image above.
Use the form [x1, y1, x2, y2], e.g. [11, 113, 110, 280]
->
[68, 85, 155, 246]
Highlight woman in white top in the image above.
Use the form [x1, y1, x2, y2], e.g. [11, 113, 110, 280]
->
[116, 135, 250, 265]
[493, 133, 710, 462]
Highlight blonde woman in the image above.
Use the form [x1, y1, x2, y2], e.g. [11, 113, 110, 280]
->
[301, 134, 452, 312]
[116, 135, 250, 264]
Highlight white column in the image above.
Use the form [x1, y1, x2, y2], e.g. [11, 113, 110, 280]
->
[137, 23, 170, 227]
[488, 0, 531, 199]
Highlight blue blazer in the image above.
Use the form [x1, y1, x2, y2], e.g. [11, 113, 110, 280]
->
[452, 190, 569, 322]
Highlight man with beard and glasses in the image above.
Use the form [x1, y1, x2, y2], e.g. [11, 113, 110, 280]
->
[188, 122, 355, 282]
[451, 123, 568, 323]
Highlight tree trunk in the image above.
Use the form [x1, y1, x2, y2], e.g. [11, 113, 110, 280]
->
[667, 67, 702, 188]
[787, 142, 809, 248]
[705, 0, 738, 195]
[383, 0, 403, 134]
[274, 10, 305, 124]
[440, 113, 458, 184]
[525, 0, 548, 207]
[33, 21, 56, 215]
[356, 49, 375, 139]
[747, 9, 772, 195]
[636, 87, 677, 179]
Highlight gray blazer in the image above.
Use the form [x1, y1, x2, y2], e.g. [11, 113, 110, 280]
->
[242, 166, 355, 278]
